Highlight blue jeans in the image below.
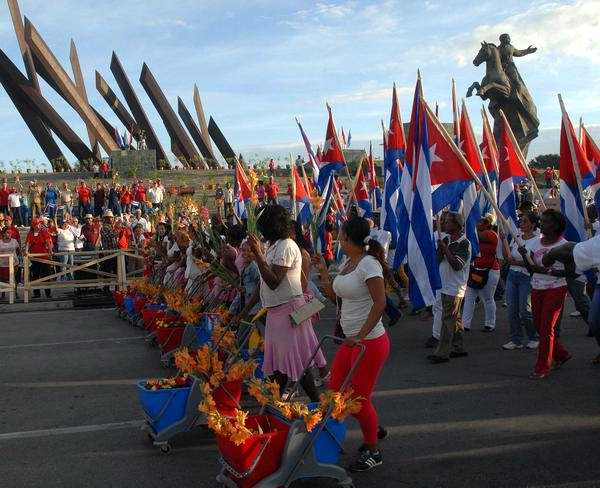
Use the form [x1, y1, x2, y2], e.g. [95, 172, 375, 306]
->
[506, 269, 537, 344]
[58, 253, 74, 281]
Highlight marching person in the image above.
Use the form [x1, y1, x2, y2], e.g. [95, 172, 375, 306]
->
[312, 216, 389, 472]
[462, 213, 501, 332]
[241, 205, 322, 403]
[519, 209, 573, 380]
[501, 212, 540, 350]
[427, 212, 471, 362]
[542, 230, 600, 364]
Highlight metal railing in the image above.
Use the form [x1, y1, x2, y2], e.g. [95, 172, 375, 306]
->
[0, 254, 16, 304]
[0, 249, 145, 304]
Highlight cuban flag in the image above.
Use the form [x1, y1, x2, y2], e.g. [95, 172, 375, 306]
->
[406, 95, 442, 309]
[114, 127, 124, 148]
[291, 164, 312, 225]
[457, 104, 483, 258]
[559, 105, 594, 243]
[353, 164, 372, 218]
[367, 141, 382, 210]
[317, 105, 346, 191]
[341, 127, 347, 148]
[393, 79, 421, 270]
[498, 116, 528, 236]
[234, 161, 252, 219]
[381, 83, 406, 250]
[580, 126, 600, 210]
[347, 130, 352, 147]
[295, 118, 320, 186]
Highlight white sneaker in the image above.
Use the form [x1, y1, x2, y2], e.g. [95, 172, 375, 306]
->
[570, 311, 582, 317]
[502, 341, 524, 350]
[526, 340, 539, 349]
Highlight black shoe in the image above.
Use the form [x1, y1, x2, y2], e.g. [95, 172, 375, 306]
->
[483, 326, 494, 333]
[349, 450, 383, 472]
[427, 355, 449, 364]
[425, 336, 439, 348]
[358, 427, 388, 453]
[33, 291, 41, 299]
[45, 291, 51, 298]
[450, 351, 469, 358]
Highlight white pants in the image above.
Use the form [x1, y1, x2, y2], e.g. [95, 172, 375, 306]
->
[462, 269, 500, 330]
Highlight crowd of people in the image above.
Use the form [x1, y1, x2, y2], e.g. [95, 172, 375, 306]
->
[0, 168, 599, 473]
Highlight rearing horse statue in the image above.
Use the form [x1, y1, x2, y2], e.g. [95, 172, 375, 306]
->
[466, 39, 539, 156]
[466, 42, 510, 99]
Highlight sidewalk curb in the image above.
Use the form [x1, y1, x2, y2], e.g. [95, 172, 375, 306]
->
[0, 300, 74, 314]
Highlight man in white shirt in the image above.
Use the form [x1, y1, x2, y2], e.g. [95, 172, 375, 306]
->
[8, 190, 22, 227]
[224, 182, 234, 217]
[428, 212, 471, 363]
[130, 209, 150, 232]
[147, 181, 164, 210]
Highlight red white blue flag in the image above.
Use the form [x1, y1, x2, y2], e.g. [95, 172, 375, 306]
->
[580, 126, 600, 211]
[353, 164, 372, 218]
[317, 105, 346, 191]
[559, 106, 594, 242]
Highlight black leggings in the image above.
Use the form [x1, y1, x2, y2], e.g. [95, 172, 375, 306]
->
[271, 370, 320, 403]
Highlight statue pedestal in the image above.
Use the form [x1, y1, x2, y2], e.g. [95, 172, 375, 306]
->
[110, 149, 157, 177]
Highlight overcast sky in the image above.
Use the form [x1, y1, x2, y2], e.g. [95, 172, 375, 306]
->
[0, 0, 598, 167]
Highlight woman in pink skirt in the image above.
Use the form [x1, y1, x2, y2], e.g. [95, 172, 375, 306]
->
[245, 205, 322, 402]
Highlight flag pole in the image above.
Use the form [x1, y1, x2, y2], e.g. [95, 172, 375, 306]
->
[481, 106, 500, 175]
[290, 153, 297, 220]
[326, 102, 356, 213]
[451, 78, 460, 141]
[462, 100, 496, 200]
[498, 110, 546, 209]
[558, 94, 591, 236]
[424, 101, 523, 245]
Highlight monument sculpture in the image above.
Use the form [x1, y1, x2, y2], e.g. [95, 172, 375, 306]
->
[467, 34, 539, 156]
[0, 0, 239, 171]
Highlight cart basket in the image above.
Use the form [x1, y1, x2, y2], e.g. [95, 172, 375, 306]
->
[217, 414, 290, 488]
[137, 381, 191, 434]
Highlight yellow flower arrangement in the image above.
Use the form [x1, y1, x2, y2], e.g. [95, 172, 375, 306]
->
[144, 375, 189, 390]
[211, 324, 236, 351]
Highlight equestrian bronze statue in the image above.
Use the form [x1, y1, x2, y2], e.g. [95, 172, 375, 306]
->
[467, 34, 539, 156]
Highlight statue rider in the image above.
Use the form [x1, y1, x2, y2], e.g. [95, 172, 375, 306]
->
[498, 33, 540, 139]
[498, 34, 537, 91]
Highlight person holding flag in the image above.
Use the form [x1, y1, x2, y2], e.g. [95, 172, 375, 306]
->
[428, 211, 471, 362]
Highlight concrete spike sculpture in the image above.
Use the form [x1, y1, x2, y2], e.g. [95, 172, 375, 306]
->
[139, 63, 203, 169]
[177, 97, 215, 169]
[95, 71, 138, 140]
[70, 39, 101, 161]
[24, 18, 118, 154]
[6, 0, 69, 170]
[0, 48, 96, 164]
[208, 116, 237, 168]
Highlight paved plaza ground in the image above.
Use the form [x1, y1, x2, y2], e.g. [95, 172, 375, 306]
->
[1, 299, 600, 488]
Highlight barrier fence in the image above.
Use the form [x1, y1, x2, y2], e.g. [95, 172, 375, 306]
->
[0, 249, 145, 304]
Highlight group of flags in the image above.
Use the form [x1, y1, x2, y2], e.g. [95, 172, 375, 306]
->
[231, 77, 600, 311]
